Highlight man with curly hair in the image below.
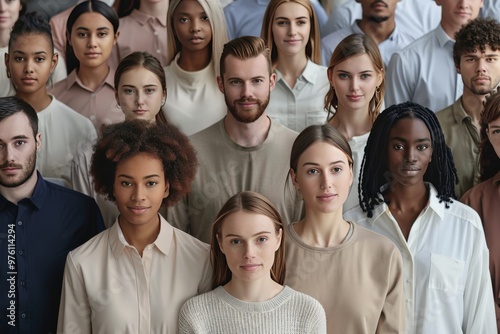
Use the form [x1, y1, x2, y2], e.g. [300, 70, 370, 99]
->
[437, 18, 500, 198]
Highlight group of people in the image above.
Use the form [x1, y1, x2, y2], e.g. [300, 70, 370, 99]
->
[1, 0, 500, 333]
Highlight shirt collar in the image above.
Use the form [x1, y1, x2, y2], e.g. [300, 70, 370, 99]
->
[275, 59, 318, 85]
[370, 182, 445, 223]
[109, 213, 173, 258]
[0, 171, 46, 210]
[69, 67, 116, 91]
[452, 97, 471, 124]
[129, 8, 167, 27]
[257, 0, 269, 4]
[435, 24, 455, 48]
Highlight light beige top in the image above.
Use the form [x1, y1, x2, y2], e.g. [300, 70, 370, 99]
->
[109, 9, 168, 70]
[57, 214, 212, 334]
[285, 221, 406, 334]
[49, 68, 124, 131]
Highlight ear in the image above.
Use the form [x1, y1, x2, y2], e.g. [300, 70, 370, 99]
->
[51, 52, 59, 74]
[289, 168, 300, 190]
[113, 30, 120, 46]
[274, 228, 283, 251]
[35, 132, 42, 151]
[269, 72, 277, 92]
[4, 52, 9, 70]
[163, 181, 170, 199]
[115, 90, 120, 107]
[376, 69, 383, 87]
[455, 63, 461, 75]
[327, 67, 335, 88]
[67, 30, 72, 47]
[217, 76, 224, 94]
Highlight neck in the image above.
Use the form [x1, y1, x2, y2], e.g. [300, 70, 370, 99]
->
[224, 114, 271, 147]
[118, 213, 161, 256]
[276, 53, 308, 89]
[224, 276, 283, 302]
[0, 172, 38, 205]
[0, 29, 9, 48]
[77, 64, 110, 91]
[358, 18, 395, 44]
[16, 91, 52, 113]
[460, 93, 485, 126]
[440, 21, 460, 40]
[328, 107, 372, 140]
[295, 208, 350, 247]
[139, 0, 168, 18]
[384, 181, 428, 213]
[177, 48, 211, 71]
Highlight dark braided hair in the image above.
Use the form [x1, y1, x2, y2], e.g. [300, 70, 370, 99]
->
[358, 102, 458, 217]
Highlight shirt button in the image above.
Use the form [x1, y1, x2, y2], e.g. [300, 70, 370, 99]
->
[20, 281, 26, 286]
[18, 250, 24, 255]
[17, 221, 22, 226]
[154, 31, 158, 35]
[21, 313, 27, 319]
[90, 115, 96, 121]
[91, 93, 96, 97]
[156, 49, 161, 53]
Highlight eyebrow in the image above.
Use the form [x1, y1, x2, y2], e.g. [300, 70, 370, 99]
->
[336, 69, 373, 73]
[228, 76, 266, 81]
[302, 161, 346, 167]
[75, 27, 111, 31]
[274, 16, 308, 20]
[0, 135, 30, 143]
[224, 231, 272, 238]
[116, 174, 161, 179]
[12, 50, 48, 55]
[175, 11, 207, 16]
[121, 84, 158, 88]
[389, 137, 431, 143]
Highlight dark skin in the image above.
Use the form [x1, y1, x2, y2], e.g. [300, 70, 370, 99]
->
[382, 118, 434, 240]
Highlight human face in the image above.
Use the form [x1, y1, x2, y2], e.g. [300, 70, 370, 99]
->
[114, 153, 169, 228]
[116, 67, 166, 122]
[328, 53, 382, 113]
[387, 118, 433, 187]
[0, 112, 40, 188]
[172, 0, 212, 53]
[486, 116, 500, 158]
[218, 210, 282, 285]
[458, 45, 500, 96]
[436, 0, 483, 32]
[271, 2, 311, 57]
[291, 141, 353, 214]
[218, 54, 276, 123]
[358, 0, 399, 23]
[68, 12, 118, 70]
[0, 0, 21, 31]
[6, 34, 57, 96]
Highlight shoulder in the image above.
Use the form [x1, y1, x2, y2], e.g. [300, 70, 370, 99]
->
[435, 104, 453, 122]
[391, 30, 436, 61]
[67, 229, 110, 264]
[50, 97, 96, 129]
[461, 179, 491, 204]
[287, 287, 324, 310]
[171, 224, 210, 254]
[189, 121, 222, 144]
[439, 199, 483, 232]
[45, 180, 97, 206]
[269, 120, 298, 140]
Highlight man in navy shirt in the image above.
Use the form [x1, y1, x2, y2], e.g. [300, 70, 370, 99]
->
[0, 97, 104, 333]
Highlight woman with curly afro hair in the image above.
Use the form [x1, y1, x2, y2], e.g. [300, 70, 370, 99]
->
[58, 120, 212, 333]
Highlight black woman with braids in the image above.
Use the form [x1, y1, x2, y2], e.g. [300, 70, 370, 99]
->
[344, 102, 496, 333]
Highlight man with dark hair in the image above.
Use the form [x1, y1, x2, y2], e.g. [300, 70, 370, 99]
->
[436, 18, 500, 197]
[0, 96, 104, 334]
[168, 36, 302, 243]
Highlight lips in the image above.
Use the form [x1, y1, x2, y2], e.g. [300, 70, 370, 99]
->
[133, 109, 148, 115]
[316, 193, 337, 202]
[85, 52, 101, 58]
[240, 264, 261, 271]
[21, 77, 37, 84]
[0, 164, 22, 175]
[474, 76, 490, 83]
[128, 206, 150, 214]
[346, 95, 363, 101]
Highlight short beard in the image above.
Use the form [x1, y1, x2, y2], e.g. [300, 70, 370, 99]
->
[226, 94, 270, 123]
[367, 15, 390, 23]
[0, 151, 37, 188]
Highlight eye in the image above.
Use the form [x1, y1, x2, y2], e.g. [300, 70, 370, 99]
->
[201, 15, 209, 21]
[146, 181, 158, 187]
[306, 168, 320, 175]
[492, 129, 500, 135]
[252, 78, 264, 84]
[417, 144, 429, 151]
[297, 20, 307, 25]
[179, 17, 189, 23]
[145, 88, 156, 94]
[35, 57, 45, 62]
[486, 57, 497, 63]
[123, 88, 135, 95]
[276, 20, 288, 26]
[77, 32, 88, 38]
[338, 73, 348, 79]
[257, 236, 268, 243]
[230, 239, 242, 245]
[229, 79, 242, 86]
[332, 167, 343, 173]
[360, 73, 371, 79]
[97, 32, 108, 38]
[14, 140, 27, 146]
[14, 57, 24, 62]
[120, 181, 132, 187]
[393, 144, 404, 150]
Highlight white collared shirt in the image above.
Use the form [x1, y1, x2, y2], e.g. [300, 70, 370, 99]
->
[385, 25, 463, 112]
[267, 60, 330, 132]
[344, 183, 496, 333]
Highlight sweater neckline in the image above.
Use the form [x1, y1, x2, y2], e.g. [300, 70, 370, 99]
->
[214, 285, 293, 313]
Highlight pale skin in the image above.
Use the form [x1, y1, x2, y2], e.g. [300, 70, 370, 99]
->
[217, 211, 283, 302]
[435, 0, 483, 38]
[327, 53, 383, 140]
[290, 142, 353, 247]
[272, 2, 310, 89]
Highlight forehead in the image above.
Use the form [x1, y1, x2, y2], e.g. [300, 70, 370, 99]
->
[115, 152, 164, 176]
[72, 12, 114, 31]
[10, 33, 52, 52]
[221, 210, 276, 235]
[0, 112, 35, 141]
[299, 141, 350, 164]
[335, 53, 376, 72]
[461, 45, 500, 56]
[223, 54, 270, 79]
[118, 67, 162, 86]
[390, 118, 431, 139]
[274, 2, 309, 17]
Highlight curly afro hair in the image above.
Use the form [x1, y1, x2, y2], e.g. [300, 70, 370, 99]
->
[90, 120, 197, 206]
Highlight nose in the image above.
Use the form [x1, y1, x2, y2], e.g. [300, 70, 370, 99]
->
[241, 82, 253, 99]
[87, 34, 97, 48]
[190, 18, 201, 32]
[476, 57, 487, 73]
[350, 77, 359, 92]
[243, 243, 256, 259]
[1, 144, 15, 164]
[24, 59, 34, 74]
[320, 173, 332, 190]
[288, 22, 296, 36]
[131, 184, 145, 202]
[405, 147, 417, 162]
[136, 91, 145, 106]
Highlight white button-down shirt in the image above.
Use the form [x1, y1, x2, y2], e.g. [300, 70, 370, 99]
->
[385, 25, 463, 112]
[267, 60, 330, 132]
[345, 184, 497, 334]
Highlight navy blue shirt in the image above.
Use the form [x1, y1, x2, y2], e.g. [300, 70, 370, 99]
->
[0, 172, 104, 333]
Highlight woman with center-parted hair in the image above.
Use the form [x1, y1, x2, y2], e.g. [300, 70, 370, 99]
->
[58, 120, 211, 333]
[178, 191, 326, 334]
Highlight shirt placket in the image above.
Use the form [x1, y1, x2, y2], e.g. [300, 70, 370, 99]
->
[15, 202, 30, 332]
[148, 19, 162, 57]
[129, 246, 152, 333]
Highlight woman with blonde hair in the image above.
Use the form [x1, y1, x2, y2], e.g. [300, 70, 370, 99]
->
[261, 0, 329, 132]
[325, 33, 384, 210]
[179, 191, 326, 333]
[162, 0, 228, 135]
